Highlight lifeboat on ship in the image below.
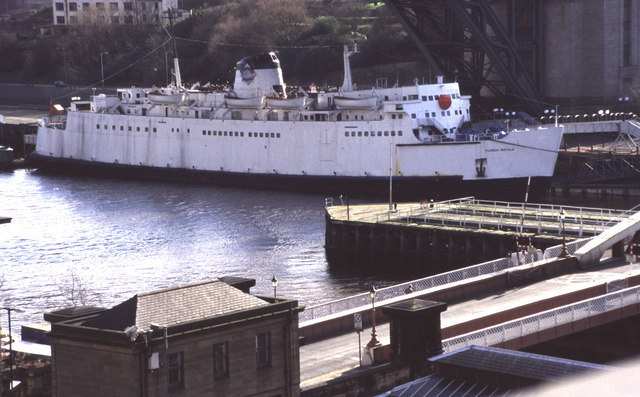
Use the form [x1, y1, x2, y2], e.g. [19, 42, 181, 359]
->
[265, 95, 306, 109]
[148, 90, 187, 105]
[224, 95, 264, 109]
[333, 96, 377, 110]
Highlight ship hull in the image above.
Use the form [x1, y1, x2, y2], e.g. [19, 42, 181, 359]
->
[28, 153, 551, 201]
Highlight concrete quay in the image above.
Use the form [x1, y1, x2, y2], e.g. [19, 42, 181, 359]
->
[324, 197, 629, 276]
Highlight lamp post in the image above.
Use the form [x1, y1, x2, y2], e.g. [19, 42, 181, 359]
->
[2, 307, 24, 395]
[559, 209, 569, 258]
[100, 51, 108, 88]
[366, 286, 381, 348]
[271, 275, 278, 299]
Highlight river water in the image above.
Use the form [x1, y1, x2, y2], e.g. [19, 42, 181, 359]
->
[2, 168, 640, 336]
[0, 169, 381, 334]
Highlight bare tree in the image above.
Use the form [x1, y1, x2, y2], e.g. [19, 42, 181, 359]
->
[56, 268, 103, 307]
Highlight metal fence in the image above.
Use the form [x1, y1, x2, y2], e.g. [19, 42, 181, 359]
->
[374, 197, 635, 237]
[299, 238, 590, 324]
[442, 284, 640, 353]
[325, 197, 638, 237]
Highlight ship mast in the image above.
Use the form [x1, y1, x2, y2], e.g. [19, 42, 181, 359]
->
[166, 9, 182, 89]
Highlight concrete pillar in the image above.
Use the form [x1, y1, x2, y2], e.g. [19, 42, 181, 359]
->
[416, 231, 425, 273]
[613, 240, 625, 258]
[382, 299, 448, 379]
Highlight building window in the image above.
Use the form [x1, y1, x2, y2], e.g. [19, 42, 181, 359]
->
[55, 2, 64, 10]
[82, 2, 89, 8]
[56, 16, 65, 24]
[96, 2, 104, 9]
[256, 332, 271, 368]
[168, 352, 184, 390]
[124, 15, 133, 23]
[109, 1, 117, 9]
[124, 1, 132, 10]
[111, 16, 119, 23]
[68, 2, 77, 11]
[213, 342, 229, 379]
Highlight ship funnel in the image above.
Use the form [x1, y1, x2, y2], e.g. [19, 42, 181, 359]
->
[232, 52, 285, 99]
[174, 58, 182, 89]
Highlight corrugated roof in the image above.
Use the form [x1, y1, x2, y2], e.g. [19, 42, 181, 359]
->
[432, 346, 610, 381]
[82, 279, 268, 332]
[378, 346, 613, 397]
[377, 374, 514, 397]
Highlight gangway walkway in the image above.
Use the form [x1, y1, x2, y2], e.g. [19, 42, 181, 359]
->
[300, 257, 640, 388]
[300, 238, 589, 325]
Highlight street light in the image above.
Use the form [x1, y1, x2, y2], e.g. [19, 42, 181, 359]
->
[271, 275, 278, 299]
[2, 307, 24, 395]
[366, 286, 381, 348]
[100, 51, 109, 88]
[559, 209, 569, 258]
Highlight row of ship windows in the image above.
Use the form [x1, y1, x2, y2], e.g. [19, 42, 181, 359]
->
[422, 93, 460, 101]
[96, 125, 193, 133]
[97, 124, 158, 132]
[202, 130, 282, 138]
[411, 109, 467, 119]
[345, 130, 403, 137]
[94, 124, 285, 139]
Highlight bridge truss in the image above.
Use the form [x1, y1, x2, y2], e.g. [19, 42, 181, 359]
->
[384, 0, 545, 114]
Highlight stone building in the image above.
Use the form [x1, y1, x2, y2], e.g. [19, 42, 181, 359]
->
[51, 0, 179, 25]
[46, 278, 303, 397]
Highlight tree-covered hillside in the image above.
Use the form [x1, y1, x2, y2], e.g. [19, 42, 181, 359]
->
[0, 0, 422, 89]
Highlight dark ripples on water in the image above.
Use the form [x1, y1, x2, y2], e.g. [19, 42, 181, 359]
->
[3, 169, 638, 335]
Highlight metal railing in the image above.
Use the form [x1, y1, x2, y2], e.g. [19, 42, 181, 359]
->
[299, 238, 590, 324]
[442, 284, 640, 353]
[325, 197, 637, 236]
[41, 116, 66, 129]
[374, 197, 634, 237]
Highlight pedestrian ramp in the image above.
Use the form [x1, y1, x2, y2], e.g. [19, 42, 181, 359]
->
[574, 210, 640, 267]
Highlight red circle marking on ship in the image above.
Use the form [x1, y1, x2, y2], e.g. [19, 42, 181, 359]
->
[438, 94, 452, 110]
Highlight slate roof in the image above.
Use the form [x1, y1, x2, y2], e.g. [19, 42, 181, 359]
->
[81, 279, 269, 332]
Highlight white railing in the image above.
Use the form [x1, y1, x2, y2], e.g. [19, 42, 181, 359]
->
[375, 198, 635, 237]
[443, 284, 640, 353]
[299, 238, 590, 324]
[325, 197, 638, 236]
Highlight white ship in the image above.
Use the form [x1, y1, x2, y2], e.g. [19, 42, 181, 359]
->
[31, 44, 563, 200]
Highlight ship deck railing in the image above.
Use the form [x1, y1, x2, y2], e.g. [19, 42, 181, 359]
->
[41, 116, 66, 129]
